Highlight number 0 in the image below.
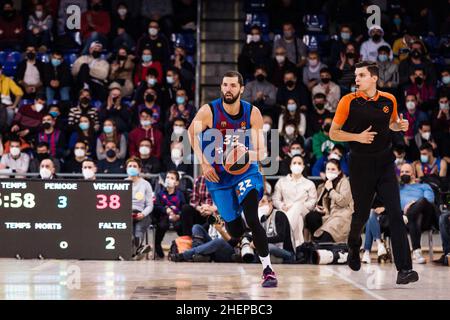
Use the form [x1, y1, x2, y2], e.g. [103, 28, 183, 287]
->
[105, 237, 115, 250]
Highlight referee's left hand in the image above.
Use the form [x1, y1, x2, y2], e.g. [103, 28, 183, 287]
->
[397, 114, 409, 132]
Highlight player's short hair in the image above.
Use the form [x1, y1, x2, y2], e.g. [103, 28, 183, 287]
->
[355, 61, 379, 78]
[223, 71, 243, 87]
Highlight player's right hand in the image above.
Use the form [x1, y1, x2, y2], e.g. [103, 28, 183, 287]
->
[358, 125, 378, 144]
[201, 162, 220, 183]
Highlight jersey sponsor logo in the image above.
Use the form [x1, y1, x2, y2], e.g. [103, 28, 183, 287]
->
[240, 121, 247, 129]
[383, 106, 389, 113]
[221, 121, 227, 128]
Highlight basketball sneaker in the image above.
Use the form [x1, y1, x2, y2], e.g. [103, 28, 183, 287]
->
[261, 266, 278, 288]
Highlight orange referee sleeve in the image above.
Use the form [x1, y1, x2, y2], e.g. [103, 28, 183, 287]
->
[333, 94, 353, 126]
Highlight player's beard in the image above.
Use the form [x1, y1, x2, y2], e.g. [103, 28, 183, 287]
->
[222, 91, 240, 104]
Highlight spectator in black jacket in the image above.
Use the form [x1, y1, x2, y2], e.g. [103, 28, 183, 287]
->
[267, 46, 297, 88]
[164, 141, 192, 176]
[111, 2, 137, 52]
[16, 46, 45, 99]
[97, 141, 125, 173]
[98, 84, 131, 133]
[135, 20, 171, 68]
[137, 138, 162, 174]
[43, 51, 72, 103]
[276, 70, 309, 120]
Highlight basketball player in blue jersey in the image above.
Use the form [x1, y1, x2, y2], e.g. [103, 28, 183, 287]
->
[188, 71, 277, 287]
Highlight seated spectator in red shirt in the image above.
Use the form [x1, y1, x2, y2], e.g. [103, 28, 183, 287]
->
[405, 68, 436, 113]
[0, 1, 24, 51]
[128, 109, 163, 159]
[10, 93, 47, 143]
[132, 87, 161, 127]
[36, 113, 66, 159]
[134, 47, 163, 86]
[80, 0, 111, 55]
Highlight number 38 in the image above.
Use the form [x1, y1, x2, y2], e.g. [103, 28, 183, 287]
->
[96, 194, 121, 210]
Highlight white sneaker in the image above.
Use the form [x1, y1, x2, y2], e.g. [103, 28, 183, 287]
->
[362, 251, 371, 264]
[413, 249, 426, 264]
[377, 242, 387, 257]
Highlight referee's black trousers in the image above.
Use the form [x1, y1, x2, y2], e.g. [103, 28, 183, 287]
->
[348, 150, 412, 271]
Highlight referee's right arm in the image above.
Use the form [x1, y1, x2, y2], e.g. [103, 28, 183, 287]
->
[329, 95, 377, 144]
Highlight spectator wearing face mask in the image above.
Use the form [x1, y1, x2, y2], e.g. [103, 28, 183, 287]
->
[330, 24, 355, 68]
[167, 89, 194, 128]
[279, 120, 303, 159]
[312, 144, 349, 178]
[152, 170, 187, 258]
[312, 117, 342, 161]
[405, 68, 436, 111]
[273, 155, 317, 247]
[303, 51, 328, 91]
[128, 109, 163, 158]
[306, 93, 333, 137]
[304, 159, 353, 243]
[273, 22, 308, 69]
[238, 25, 272, 81]
[311, 68, 341, 113]
[376, 46, 399, 92]
[393, 145, 408, 177]
[414, 121, 438, 156]
[109, 47, 135, 97]
[25, 3, 53, 50]
[278, 141, 310, 176]
[278, 98, 306, 137]
[415, 143, 447, 178]
[257, 194, 295, 263]
[80, 0, 111, 55]
[162, 67, 191, 110]
[171, 45, 194, 86]
[0, 137, 30, 178]
[16, 46, 45, 99]
[36, 113, 66, 159]
[97, 141, 125, 174]
[437, 68, 450, 98]
[135, 20, 170, 68]
[164, 141, 192, 176]
[432, 94, 450, 158]
[242, 66, 277, 115]
[267, 46, 296, 88]
[72, 42, 110, 101]
[336, 42, 358, 94]
[125, 157, 153, 260]
[68, 116, 96, 158]
[81, 159, 97, 180]
[402, 94, 429, 146]
[137, 138, 162, 174]
[43, 51, 72, 103]
[133, 86, 162, 127]
[131, 68, 162, 108]
[399, 163, 437, 264]
[111, 3, 137, 52]
[134, 47, 163, 86]
[28, 142, 61, 174]
[99, 84, 131, 133]
[359, 25, 392, 62]
[276, 70, 309, 119]
[38, 158, 56, 179]
[399, 40, 436, 87]
[0, 1, 24, 51]
[96, 119, 127, 160]
[10, 93, 47, 142]
[392, 31, 416, 64]
[68, 89, 100, 132]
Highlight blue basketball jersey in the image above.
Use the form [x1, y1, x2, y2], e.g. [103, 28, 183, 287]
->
[200, 98, 260, 190]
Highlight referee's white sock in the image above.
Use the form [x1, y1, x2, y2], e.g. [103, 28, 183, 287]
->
[259, 254, 273, 272]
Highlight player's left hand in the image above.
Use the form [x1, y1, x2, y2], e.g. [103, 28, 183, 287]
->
[397, 114, 409, 132]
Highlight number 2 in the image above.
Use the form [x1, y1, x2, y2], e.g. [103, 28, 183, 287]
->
[238, 179, 252, 194]
[105, 237, 115, 250]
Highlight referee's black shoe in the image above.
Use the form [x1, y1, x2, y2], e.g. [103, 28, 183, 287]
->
[347, 247, 361, 271]
[396, 269, 419, 285]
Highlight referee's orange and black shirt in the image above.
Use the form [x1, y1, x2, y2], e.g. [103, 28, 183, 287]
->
[333, 90, 398, 155]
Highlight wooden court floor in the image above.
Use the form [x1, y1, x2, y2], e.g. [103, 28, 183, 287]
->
[0, 258, 448, 300]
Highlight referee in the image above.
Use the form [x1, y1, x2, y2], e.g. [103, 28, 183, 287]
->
[330, 61, 418, 285]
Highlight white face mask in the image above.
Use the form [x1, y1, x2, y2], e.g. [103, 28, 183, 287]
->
[275, 55, 285, 63]
[173, 126, 185, 135]
[439, 102, 449, 111]
[40, 167, 52, 179]
[171, 148, 182, 160]
[394, 158, 404, 166]
[251, 34, 261, 42]
[74, 149, 85, 158]
[141, 120, 152, 127]
[35, 11, 43, 19]
[406, 101, 416, 111]
[290, 164, 304, 175]
[149, 28, 158, 36]
[421, 132, 431, 140]
[35, 103, 44, 112]
[285, 126, 295, 135]
[291, 149, 301, 156]
[10, 147, 20, 157]
[139, 146, 150, 156]
[328, 153, 341, 161]
[165, 178, 175, 188]
[263, 123, 271, 133]
[258, 205, 271, 222]
[326, 171, 339, 181]
[117, 8, 127, 16]
[82, 168, 95, 180]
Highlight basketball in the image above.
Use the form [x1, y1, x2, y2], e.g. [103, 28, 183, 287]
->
[223, 144, 250, 175]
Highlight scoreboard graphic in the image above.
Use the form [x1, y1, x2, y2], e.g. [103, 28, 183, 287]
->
[0, 179, 133, 260]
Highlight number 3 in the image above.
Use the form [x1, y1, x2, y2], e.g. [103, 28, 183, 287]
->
[238, 179, 252, 194]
